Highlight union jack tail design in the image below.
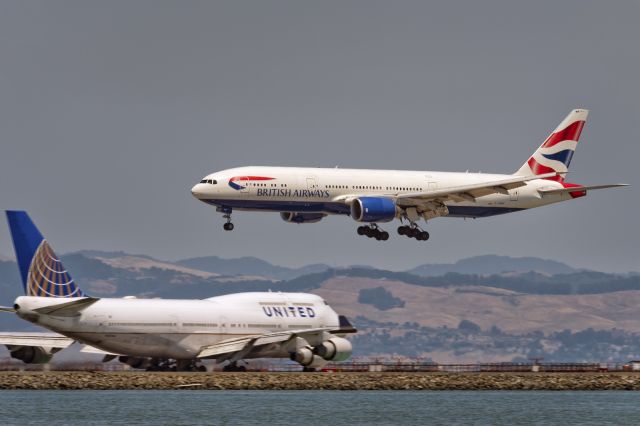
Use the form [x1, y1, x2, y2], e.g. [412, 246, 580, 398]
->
[6, 211, 86, 298]
[515, 109, 588, 182]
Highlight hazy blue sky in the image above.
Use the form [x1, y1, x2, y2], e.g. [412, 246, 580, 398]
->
[0, 1, 637, 271]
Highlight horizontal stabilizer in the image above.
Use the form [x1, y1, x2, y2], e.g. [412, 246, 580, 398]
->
[0, 332, 74, 349]
[34, 297, 100, 317]
[539, 183, 629, 195]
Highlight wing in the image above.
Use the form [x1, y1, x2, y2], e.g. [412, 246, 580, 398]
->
[197, 319, 356, 363]
[0, 332, 74, 349]
[395, 172, 558, 207]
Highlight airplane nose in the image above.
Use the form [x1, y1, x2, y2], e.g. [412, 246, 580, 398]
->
[191, 184, 204, 198]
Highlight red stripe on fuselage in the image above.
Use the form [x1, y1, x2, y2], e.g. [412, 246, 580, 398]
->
[230, 176, 275, 182]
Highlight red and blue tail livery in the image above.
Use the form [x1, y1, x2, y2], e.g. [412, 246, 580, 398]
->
[516, 109, 588, 182]
[6, 211, 85, 297]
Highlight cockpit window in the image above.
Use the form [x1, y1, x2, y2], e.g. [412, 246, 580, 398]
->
[199, 179, 218, 185]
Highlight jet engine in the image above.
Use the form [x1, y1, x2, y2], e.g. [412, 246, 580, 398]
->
[313, 337, 353, 362]
[7, 346, 55, 364]
[280, 212, 326, 224]
[290, 347, 328, 369]
[350, 197, 397, 223]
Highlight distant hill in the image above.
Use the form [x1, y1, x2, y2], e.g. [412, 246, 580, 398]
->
[408, 255, 576, 276]
[177, 255, 331, 280]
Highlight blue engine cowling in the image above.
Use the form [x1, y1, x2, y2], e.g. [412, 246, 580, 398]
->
[350, 197, 397, 223]
[280, 212, 326, 224]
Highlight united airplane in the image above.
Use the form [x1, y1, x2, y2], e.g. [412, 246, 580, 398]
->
[191, 109, 627, 241]
[0, 211, 355, 371]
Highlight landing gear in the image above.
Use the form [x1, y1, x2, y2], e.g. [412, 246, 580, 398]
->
[218, 207, 234, 231]
[397, 225, 429, 241]
[356, 224, 389, 241]
[222, 361, 247, 372]
[144, 358, 205, 372]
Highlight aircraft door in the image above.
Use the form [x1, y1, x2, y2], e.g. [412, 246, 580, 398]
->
[219, 316, 228, 335]
[306, 177, 318, 190]
[510, 189, 519, 201]
[428, 182, 438, 192]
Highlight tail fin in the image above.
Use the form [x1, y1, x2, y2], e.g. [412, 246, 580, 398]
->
[6, 211, 85, 297]
[515, 109, 589, 182]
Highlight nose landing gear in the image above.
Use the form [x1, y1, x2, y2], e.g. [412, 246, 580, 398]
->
[356, 224, 389, 241]
[398, 225, 429, 241]
[218, 207, 235, 231]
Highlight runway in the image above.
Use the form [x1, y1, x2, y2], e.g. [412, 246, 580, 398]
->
[1, 371, 639, 390]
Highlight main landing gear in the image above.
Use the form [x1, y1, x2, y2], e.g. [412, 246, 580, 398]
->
[357, 224, 389, 241]
[222, 361, 247, 372]
[398, 225, 429, 241]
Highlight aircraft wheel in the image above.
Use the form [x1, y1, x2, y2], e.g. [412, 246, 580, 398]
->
[357, 226, 366, 235]
[397, 226, 407, 236]
[223, 222, 234, 231]
[380, 231, 389, 241]
[421, 231, 430, 241]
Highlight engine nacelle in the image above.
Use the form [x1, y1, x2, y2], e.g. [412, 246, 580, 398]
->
[290, 347, 328, 369]
[280, 212, 326, 224]
[350, 197, 397, 223]
[8, 346, 54, 364]
[313, 337, 353, 361]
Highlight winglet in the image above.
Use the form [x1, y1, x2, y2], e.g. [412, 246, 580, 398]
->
[337, 315, 357, 334]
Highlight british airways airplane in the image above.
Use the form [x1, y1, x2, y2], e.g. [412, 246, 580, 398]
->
[191, 109, 627, 241]
[0, 211, 355, 371]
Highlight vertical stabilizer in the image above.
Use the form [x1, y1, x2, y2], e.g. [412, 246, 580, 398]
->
[6, 211, 85, 297]
[515, 109, 588, 182]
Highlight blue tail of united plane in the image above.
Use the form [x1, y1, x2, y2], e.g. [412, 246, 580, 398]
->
[6, 211, 85, 297]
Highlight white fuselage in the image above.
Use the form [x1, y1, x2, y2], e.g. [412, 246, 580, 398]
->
[191, 166, 571, 219]
[14, 292, 339, 360]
